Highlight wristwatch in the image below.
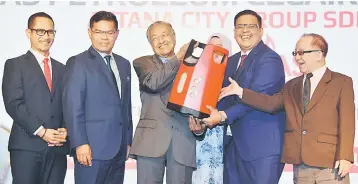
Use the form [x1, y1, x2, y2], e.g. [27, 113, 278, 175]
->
[219, 111, 227, 125]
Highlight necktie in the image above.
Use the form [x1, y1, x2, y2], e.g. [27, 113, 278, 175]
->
[104, 55, 119, 95]
[303, 73, 313, 112]
[43, 58, 52, 91]
[239, 54, 247, 68]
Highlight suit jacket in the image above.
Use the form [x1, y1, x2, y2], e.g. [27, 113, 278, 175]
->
[129, 55, 203, 168]
[241, 69, 355, 168]
[2, 51, 68, 154]
[218, 41, 286, 161]
[62, 47, 133, 160]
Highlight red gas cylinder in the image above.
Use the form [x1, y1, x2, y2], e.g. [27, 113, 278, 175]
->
[167, 39, 228, 118]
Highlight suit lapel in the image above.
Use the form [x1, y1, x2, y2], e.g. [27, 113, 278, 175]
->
[153, 55, 164, 69]
[228, 54, 239, 77]
[114, 55, 128, 104]
[233, 52, 244, 79]
[88, 47, 120, 99]
[50, 60, 59, 97]
[292, 75, 304, 115]
[234, 41, 264, 80]
[25, 51, 51, 94]
[305, 69, 332, 113]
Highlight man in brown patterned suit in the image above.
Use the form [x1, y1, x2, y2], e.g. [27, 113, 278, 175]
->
[219, 33, 355, 183]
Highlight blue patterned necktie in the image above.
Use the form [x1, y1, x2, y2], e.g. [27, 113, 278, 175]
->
[104, 55, 119, 95]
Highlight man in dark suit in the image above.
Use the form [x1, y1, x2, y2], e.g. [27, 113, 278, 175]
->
[220, 33, 355, 183]
[129, 21, 205, 184]
[203, 10, 286, 184]
[62, 11, 133, 184]
[2, 12, 68, 184]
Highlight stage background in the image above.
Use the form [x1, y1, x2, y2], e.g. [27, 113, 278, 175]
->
[0, 1, 357, 183]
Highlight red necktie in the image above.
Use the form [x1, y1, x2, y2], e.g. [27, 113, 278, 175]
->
[239, 54, 247, 68]
[43, 58, 52, 91]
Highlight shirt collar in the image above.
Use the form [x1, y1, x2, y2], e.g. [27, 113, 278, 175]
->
[306, 65, 327, 78]
[159, 56, 169, 63]
[241, 49, 252, 56]
[29, 48, 50, 64]
[92, 46, 114, 59]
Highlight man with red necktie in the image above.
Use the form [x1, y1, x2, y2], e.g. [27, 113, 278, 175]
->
[201, 10, 286, 184]
[2, 12, 68, 184]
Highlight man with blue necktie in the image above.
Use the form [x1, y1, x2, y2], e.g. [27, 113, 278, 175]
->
[62, 11, 133, 184]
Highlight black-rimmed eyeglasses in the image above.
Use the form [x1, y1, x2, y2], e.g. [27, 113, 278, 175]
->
[91, 29, 118, 36]
[234, 24, 260, 31]
[292, 50, 322, 56]
[30, 29, 56, 36]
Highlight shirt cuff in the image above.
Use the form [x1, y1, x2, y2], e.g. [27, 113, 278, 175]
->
[33, 126, 44, 135]
[194, 129, 206, 136]
[238, 87, 243, 99]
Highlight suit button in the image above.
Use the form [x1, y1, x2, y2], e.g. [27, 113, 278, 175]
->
[171, 126, 174, 129]
[50, 116, 54, 119]
[302, 130, 307, 135]
[120, 122, 123, 125]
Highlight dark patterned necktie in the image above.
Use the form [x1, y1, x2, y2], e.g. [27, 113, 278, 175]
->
[104, 55, 119, 95]
[303, 73, 313, 112]
[239, 54, 247, 68]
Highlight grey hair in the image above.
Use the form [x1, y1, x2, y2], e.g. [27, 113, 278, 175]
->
[146, 21, 175, 43]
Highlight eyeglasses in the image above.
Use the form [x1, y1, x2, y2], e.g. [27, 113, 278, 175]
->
[292, 50, 322, 56]
[30, 29, 56, 36]
[151, 32, 174, 43]
[234, 24, 260, 31]
[91, 29, 118, 36]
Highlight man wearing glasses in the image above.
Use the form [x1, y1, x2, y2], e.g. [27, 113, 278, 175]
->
[62, 11, 133, 184]
[202, 10, 286, 184]
[220, 33, 355, 183]
[2, 12, 68, 184]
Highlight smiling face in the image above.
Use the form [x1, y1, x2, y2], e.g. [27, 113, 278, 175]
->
[234, 14, 263, 53]
[88, 20, 119, 54]
[148, 23, 176, 58]
[294, 36, 324, 74]
[26, 17, 55, 56]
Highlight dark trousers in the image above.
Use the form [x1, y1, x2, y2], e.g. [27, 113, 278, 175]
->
[224, 136, 284, 184]
[10, 148, 67, 184]
[74, 142, 127, 184]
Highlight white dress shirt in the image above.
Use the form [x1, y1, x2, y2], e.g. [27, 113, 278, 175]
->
[30, 48, 52, 79]
[29, 48, 52, 135]
[303, 65, 327, 99]
[96, 49, 122, 97]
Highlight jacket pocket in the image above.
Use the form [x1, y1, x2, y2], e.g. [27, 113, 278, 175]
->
[317, 133, 337, 145]
[137, 119, 157, 129]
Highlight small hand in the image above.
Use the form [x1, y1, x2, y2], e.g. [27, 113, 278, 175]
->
[57, 128, 67, 140]
[38, 129, 65, 145]
[176, 41, 199, 61]
[76, 144, 92, 167]
[188, 116, 206, 134]
[335, 159, 352, 177]
[219, 77, 242, 100]
[202, 106, 223, 128]
[49, 128, 67, 147]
